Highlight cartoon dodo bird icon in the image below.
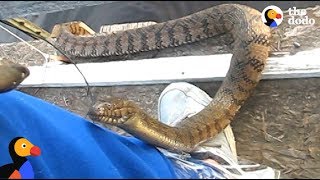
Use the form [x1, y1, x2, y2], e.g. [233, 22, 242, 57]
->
[0, 137, 41, 179]
[264, 8, 282, 27]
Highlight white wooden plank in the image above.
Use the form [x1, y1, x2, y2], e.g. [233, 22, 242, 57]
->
[99, 22, 157, 34]
[19, 48, 320, 87]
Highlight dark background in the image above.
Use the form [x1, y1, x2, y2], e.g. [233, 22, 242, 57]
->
[0, 1, 319, 43]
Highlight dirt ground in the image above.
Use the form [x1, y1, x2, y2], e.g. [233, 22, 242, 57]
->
[20, 78, 320, 179]
[1, 5, 320, 179]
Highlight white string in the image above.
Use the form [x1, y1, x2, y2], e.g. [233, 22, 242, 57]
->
[0, 24, 49, 59]
[0, 23, 49, 82]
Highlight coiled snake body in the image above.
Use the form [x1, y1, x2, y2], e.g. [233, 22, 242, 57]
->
[52, 4, 271, 153]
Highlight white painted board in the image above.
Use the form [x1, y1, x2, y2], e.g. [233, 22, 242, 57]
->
[19, 48, 320, 87]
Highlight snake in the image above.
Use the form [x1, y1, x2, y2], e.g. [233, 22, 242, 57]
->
[50, 4, 271, 153]
[0, 58, 30, 93]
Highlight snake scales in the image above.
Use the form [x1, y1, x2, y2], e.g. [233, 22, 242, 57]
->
[51, 4, 272, 153]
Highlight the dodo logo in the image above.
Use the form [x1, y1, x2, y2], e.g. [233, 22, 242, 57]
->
[261, 5, 283, 28]
[0, 137, 41, 179]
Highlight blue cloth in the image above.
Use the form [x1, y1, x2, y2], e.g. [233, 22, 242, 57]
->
[0, 90, 177, 178]
[270, 21, 278, 28]
[19, 161, 34, 178]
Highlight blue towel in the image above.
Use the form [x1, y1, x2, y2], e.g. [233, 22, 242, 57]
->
[0, 90, 176, 178]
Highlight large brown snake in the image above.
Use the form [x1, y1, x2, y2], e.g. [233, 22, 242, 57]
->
[51, 4, 272, 153]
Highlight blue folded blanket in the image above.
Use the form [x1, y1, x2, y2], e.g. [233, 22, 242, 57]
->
[0, 90, 176, 178]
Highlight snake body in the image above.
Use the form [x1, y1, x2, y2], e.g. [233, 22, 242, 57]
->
[53, 4, 271, 153]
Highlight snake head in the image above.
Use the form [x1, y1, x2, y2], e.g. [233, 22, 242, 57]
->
[88, 99, 137, 125]
[0, 58, 30, 93]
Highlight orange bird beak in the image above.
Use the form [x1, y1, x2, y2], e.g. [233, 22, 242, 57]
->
[30, 145, 41, 156]
[276, 13, 282, 19]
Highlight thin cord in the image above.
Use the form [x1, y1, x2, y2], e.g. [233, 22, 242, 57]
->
[0, 21, 94, 117]
[43, 38, 95, 112]
[0, 23, 50, 82]
[0, 24, 48, 59]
